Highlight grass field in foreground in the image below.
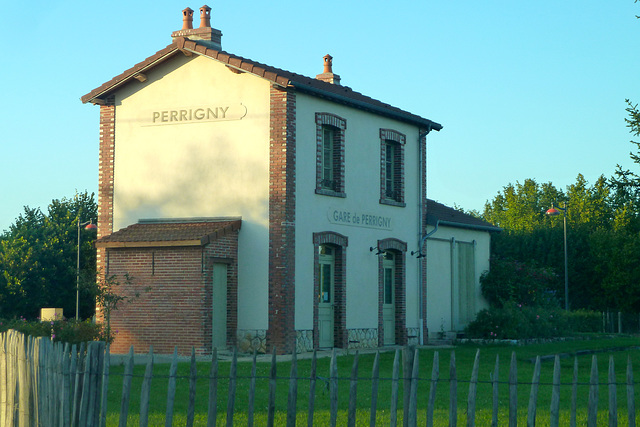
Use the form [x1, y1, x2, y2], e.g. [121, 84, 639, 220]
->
[105, 336, 640, 426]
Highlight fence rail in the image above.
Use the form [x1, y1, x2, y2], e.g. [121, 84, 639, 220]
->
[1, 329, 640, 426]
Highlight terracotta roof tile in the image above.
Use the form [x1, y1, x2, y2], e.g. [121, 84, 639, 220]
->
[427, 199, 500, 232]
[96, 219, 241, 248]
[82, 39, 442, 130]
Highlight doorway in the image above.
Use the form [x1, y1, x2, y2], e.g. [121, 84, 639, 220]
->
[382, 251, 396, 345]
[212, 263, 227, 349]
[318, 245, 335, 348]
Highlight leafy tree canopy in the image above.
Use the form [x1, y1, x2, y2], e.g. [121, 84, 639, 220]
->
[0, 191, 97, 320]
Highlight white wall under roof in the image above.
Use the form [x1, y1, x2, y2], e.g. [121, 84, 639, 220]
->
[426, 224, 491, 337]
[112, 54, 271, 330]
[294, 92, 424, 332]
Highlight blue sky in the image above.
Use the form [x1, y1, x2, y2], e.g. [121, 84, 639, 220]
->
[1, 1, 638, 232]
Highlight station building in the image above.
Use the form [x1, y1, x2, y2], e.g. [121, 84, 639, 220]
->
[82, 6, 497, 355]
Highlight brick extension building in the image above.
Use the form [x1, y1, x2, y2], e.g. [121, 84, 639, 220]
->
[82, 6, 494, 355]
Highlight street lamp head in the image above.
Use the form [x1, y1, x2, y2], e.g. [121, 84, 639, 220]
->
[546, 207, 561, 216]
[84, 222, 97, 231]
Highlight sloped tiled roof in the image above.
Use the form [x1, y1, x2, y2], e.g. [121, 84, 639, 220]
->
[81, 37, 442, 131]
[96, 219, 241, 248]
[427, 199, 500, 232]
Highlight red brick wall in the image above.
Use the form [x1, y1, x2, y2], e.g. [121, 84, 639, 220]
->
[105, 230, 239, 356]
[106, 246, 207, 355]
[419, 130, 428, 341]
[267, 85, 297, 354]
[96, 101, 116, 323]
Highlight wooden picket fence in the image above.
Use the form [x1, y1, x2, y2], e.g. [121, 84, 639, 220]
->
[1, 328, 640, 426]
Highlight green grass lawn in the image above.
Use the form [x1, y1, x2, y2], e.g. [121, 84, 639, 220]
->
[104, 336, 640, 426]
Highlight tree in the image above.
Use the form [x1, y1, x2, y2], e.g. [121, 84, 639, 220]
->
[611, 99, 640, 223]
[481, 173, 639, 311]
[0, 192, 97, 319]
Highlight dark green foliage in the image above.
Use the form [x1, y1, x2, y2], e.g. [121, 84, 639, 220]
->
[480, 257, 561, 308]
[464, 303, 571, 339]
[0, 191, 97, 320]
[565, 310, 602, 333]
[0, 318, 104, 345]
[470, 100, 640, 342]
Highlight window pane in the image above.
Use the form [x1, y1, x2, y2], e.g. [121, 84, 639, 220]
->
[384, 267, 393, 304]
[385, 142, 395, 198]
[320, 263, 332, 303]
[322, 127, 334, 185]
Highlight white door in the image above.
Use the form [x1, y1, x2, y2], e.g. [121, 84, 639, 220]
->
[318, 245, 335, 348]
[456, 242, 476, 329]
[212, 263, 227, 349]
[383, 252, 396, 345]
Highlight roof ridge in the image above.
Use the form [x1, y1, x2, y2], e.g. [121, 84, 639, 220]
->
[81, 38, 442, 130]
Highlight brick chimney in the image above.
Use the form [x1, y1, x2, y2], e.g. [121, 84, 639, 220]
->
[171, 5, 222, 50]
[316, 54, 341, 85]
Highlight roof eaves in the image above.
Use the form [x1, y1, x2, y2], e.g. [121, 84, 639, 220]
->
[81, 44, 179, 104]
[95, 239, 202, 249]
[290, 81, 443, 130]
[438, 220, 502, 233]
[200, 220, 242, 245]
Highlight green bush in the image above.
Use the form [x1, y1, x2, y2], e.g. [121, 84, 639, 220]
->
[566, 309, 602, 332]
[0, 318, 106, 345]
[464, 302, 570, 339]
[480, 257, 562, 309]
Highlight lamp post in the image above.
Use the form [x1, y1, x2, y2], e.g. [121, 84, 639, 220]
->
[77, 220, 97, 320]
[545, 202, 569, 310]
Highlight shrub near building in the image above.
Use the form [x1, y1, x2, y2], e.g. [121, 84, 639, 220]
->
[0, 318, 105, 345]
[465, 257, 597, 339]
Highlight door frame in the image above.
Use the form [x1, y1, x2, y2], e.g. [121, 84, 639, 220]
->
[313, 232, 348, 349]
[376, 238, 407, 346]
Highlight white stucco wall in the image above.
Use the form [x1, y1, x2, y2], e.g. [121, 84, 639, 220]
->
[112, 54, 271, 330]
[294, 93, 424, 332]
[426, 225, 491, 337]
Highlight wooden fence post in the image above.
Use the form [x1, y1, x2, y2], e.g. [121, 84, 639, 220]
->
[426, 351, 439, 427]
[267, 347, 277, 427]
[467, 349, 480, 427]
[287, 350, 298, 427]
[165, 347, 179, 427]
[571, 357, 578, 427]
[627, 355, 635, 427]
[117, 346, 134, 427]
[608, 356, 617, 427]
[248, 350, 257, 427]
[99, 343, 110, 427]
[491, 355, 499, 427]
[390, 349, 400, 427]
[347, 351, 359, 427]
[307, 349, 318, 427]
[226, 347, 238, 427]
[449, 351, 457, 427]
[370, 351, 380, 427]
[509, 352, 517, 427]
[329, 348, 338, 427]
[139, 346, 154, 427]
[408, 348, 419, 427]
[207, 348, 219, 427]
[527, 356, 541, 427]
[587, 355, 599, 427]
[550, 355, 561, 427]
[188, 347, 198, 427]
